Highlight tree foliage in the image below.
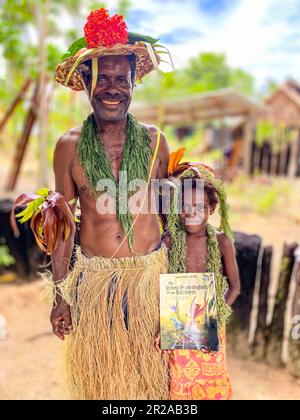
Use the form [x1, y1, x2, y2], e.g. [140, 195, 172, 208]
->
[0, 0, 130, 83]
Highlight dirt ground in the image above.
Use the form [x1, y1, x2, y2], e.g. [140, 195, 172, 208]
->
[0, 280, 299, 400]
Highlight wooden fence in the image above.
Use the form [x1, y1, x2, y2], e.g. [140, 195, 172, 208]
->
[230, 232, 300, 379]
[250, 133, 300, 177]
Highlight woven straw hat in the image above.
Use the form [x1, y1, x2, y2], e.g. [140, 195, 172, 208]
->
[55, 8, 172, 92]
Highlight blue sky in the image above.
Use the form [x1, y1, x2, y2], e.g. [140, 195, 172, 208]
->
[106, 0, 300, 89]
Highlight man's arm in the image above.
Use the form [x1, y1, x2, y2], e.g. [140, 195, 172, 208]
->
[50, 133, 78, 340]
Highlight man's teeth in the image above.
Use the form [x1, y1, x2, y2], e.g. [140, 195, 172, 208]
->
[102, 99, 121, 105]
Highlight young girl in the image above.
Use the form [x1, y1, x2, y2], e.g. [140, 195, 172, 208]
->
[156, 149, 240, 400]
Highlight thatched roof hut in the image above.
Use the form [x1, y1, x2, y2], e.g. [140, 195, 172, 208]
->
[131, 88, 265, 174]
[265, 80, 300, 127]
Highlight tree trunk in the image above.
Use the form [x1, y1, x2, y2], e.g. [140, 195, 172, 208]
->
[0, 79, 32, 133]
[36, 0, 50, 189]
[4, 83, 39, 191]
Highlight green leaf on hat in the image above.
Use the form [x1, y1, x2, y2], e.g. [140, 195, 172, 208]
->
[61, 37, 87, 62]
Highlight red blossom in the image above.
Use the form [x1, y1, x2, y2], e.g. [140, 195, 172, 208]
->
[84, 8, 128, 49]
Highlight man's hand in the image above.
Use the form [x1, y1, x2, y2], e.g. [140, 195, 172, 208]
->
[50, 298, 72, 340]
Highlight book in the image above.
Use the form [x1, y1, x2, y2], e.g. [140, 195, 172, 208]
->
[160, 272, 219, 352]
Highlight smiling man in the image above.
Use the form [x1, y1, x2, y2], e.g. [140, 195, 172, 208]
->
[49, 8, 171, 400]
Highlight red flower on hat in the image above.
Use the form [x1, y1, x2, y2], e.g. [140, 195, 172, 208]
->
[84, 8, 128, 49]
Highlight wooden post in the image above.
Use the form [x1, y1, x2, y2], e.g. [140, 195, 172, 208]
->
[227, 232, 262, 357]
[250, 140, 256, 175]
[258, 142, 264, 172]
[252, 246, 273, 359]
[270, 142, 276, 175]
[0, 79, 32, 134]
[220, 118, 226, 181]
[265, 243, 298, 367]
[297, 132, 300, 177]
[288, 129, 300, 178]
[284, 142, 291, 176]
[267, 142, 272, 174]
[243, 113, 255, 175]
[287, 247, 300, 378]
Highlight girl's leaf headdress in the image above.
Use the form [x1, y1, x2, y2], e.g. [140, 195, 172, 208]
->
[167, 148, 233, 240]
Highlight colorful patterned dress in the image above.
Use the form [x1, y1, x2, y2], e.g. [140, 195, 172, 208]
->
[169, 327, 233, 400]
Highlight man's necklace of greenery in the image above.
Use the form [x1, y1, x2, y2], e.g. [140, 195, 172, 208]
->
[166, 172, 232, 327]
[78, 113, 152, 253]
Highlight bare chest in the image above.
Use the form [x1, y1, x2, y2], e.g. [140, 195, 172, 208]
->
[102, 141, 125, 180]
[186, 236, 208, 273]
[71, 146, 159, 202]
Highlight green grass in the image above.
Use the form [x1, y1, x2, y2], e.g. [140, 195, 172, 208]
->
[0, 245, 15, 268]
[226, 175, 291, 216]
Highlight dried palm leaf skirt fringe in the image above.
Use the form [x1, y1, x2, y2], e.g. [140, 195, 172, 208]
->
[57, 245, 169, 400]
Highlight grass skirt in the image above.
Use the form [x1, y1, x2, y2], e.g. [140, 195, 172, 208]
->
[56, 245, 169, 400]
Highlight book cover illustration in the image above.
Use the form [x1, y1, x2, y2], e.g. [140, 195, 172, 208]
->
[160, 273, 219, 352]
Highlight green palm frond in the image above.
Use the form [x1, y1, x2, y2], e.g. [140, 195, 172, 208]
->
[128, 32, 159, 45]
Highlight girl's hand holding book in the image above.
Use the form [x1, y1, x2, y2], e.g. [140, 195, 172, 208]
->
[154, 332, 172, 354]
